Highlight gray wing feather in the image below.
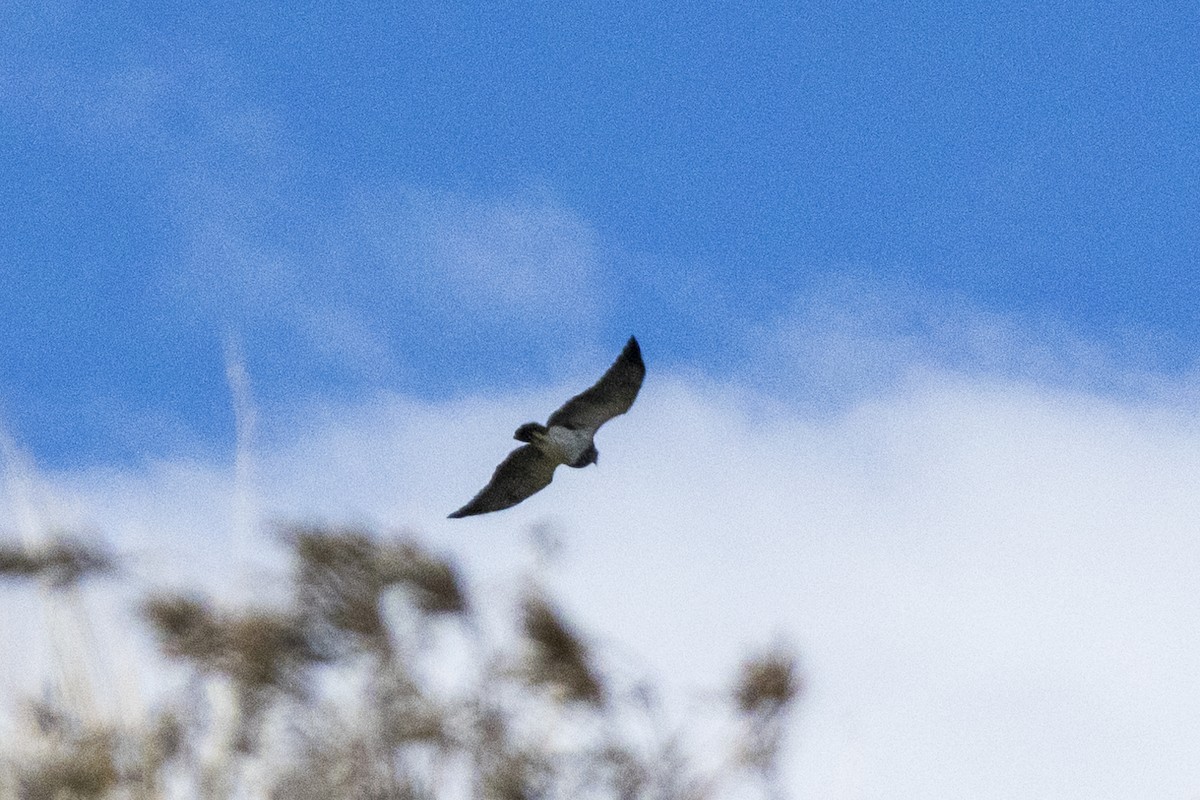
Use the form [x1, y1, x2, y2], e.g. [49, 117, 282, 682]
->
[448, 444, 558, 518]
[546, 336, 645, 432]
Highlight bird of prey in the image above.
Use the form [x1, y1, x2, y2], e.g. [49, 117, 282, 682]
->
[449, 337, 645, 518]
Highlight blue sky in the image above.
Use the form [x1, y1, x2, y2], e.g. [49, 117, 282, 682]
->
[7, 5, 1200, 797]
[3, 1, 1199, 465]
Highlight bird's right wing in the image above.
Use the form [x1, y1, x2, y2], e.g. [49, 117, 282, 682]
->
[448, 444, 558, 518]
[546, 336, 645, 433]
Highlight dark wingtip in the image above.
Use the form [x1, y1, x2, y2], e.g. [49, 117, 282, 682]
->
[624, 336, 642, 364]
[450, 500, 488, 518]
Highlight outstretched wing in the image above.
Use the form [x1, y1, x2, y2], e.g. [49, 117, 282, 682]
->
[547, 336, 645, 432]
[448, 445, 558, 518]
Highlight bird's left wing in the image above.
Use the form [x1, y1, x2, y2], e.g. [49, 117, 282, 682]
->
[448, 444, 559, 518]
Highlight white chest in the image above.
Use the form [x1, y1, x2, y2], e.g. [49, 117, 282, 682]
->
[544, 425, 593, 463]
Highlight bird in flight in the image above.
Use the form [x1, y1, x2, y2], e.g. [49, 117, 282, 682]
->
[449, 337, 646, 518]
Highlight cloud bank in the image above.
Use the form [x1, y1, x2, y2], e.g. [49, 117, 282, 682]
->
[5, 352, 1200, 799]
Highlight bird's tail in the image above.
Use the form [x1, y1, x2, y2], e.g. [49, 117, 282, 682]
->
[513, 422, 547, 443]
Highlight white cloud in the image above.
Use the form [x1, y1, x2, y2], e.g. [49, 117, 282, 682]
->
[353, 186, 606, 339]
[1, 33, 610, 379]
[169, 176, 609, 379]
[401, 189, 602, 320]
[745, 273, 1196, 406]
[5, 359, 1200, 798]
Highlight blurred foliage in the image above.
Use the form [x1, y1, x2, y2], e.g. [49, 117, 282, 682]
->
[0, 524, 802, 799]
[0, 535, 114, 589]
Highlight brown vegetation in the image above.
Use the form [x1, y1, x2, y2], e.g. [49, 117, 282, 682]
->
[1, 525, 801, 799]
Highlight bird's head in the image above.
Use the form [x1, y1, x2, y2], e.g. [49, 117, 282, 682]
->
[571, 444, 599, 469]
